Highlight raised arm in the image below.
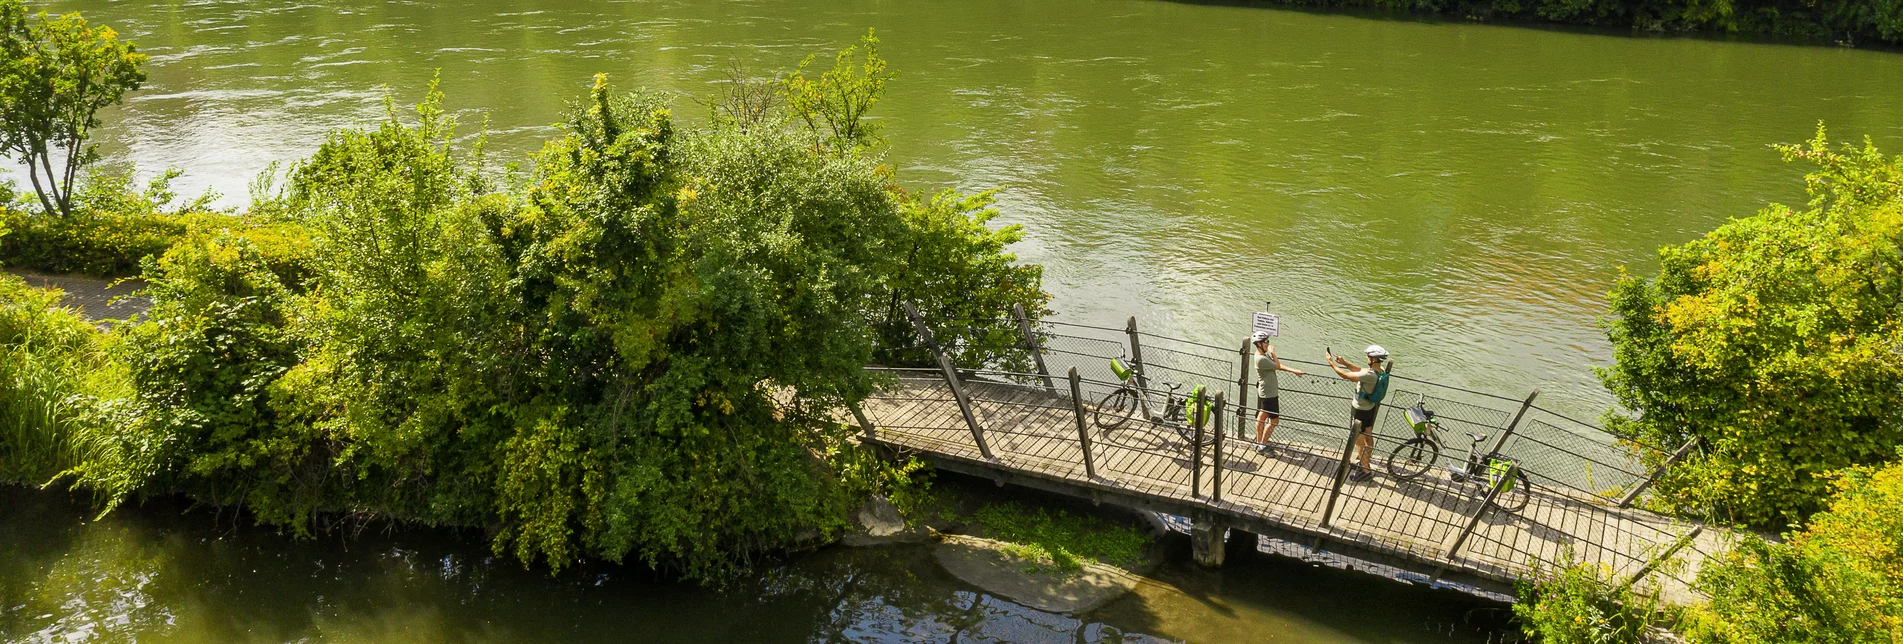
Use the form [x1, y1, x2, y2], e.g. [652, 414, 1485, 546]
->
[1268, 347, 1305, 376]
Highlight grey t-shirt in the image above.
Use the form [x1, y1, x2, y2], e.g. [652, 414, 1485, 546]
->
[1349, 367, 1379, 410]
[1254, 353, 1278, 399]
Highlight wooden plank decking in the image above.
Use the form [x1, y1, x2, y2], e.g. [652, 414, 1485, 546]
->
[860, 374, 1705, 592]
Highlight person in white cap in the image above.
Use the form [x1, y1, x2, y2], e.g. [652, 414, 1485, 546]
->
[1250, 330, 1305, 456]
[1327, 344, 1392, 481]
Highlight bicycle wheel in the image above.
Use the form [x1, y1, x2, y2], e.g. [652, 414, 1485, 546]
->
[1489, 469, 1533, 513]
[1386, 438, 1439, 481]
[1093, 388, 1138, 429]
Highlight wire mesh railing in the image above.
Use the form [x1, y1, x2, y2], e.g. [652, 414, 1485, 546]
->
[855, 307, 1707, 589]
[858, 360, 1695, 587]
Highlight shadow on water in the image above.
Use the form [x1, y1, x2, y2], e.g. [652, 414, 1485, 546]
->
[0, 479, 1519, 643]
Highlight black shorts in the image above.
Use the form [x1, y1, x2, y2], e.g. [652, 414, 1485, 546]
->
[1256, 396, 1279, 419]
[1351, 407, 1378, 432]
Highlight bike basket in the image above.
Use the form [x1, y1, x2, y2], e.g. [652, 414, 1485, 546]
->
[1488, 459, 1516, 490]
[1186, 384, 1210, 429]
[1404, 406, 1432, 435]
[1110, 359, 1132, 381]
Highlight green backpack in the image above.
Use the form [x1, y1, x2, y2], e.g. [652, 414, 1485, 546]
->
[1185, 384, 1210, 429]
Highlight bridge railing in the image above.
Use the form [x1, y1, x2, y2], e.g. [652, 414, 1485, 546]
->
[860, 359, 1693, 586]
[873, 312, 1690, 507]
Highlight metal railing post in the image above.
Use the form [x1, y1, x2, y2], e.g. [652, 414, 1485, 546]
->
[1125, 316, 1150, 390]
[1620, 525, 1705, 592]
[1321, 420, 1362, 526]
[1444, 461, 1517, 559]
[902, 302, 994, 460]
[1236, 341, 1251, 438]
[1212, 392, 1225, 503]
[1485, 388, 1540, 457]
[1068, 367, 1097, 479]
[1013, 303, 1057, 394]
[1618, 436, 1702, 508]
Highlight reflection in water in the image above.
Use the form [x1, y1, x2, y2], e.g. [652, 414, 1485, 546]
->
[0, 487, 1514, 643]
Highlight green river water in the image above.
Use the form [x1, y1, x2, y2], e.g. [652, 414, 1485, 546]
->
[6, 0, 1903, 641]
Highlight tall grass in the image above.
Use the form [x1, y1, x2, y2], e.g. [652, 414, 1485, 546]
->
[0, 276, 115, 486]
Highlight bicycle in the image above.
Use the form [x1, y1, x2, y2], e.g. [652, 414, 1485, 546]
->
[1386, 394, 1532, 512]
[1092, 358, 1211, 446]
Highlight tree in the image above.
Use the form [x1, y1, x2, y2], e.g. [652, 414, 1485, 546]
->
[0, 0, 148, 217]
[1598, 126, 1903, 528]
[783, 28, 891, 151]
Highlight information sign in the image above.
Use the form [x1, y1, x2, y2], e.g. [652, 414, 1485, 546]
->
[1251, 311, 1280, 338]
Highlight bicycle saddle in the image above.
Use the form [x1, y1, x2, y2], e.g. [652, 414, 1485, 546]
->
[1466, 432, 1490, 443]
[1165, 383, 1183, 391]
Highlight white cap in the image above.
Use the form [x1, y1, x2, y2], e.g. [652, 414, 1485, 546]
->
[1364, 344, 1389, 358]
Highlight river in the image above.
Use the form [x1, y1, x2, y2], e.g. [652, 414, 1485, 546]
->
[8, 0, 1903, 641]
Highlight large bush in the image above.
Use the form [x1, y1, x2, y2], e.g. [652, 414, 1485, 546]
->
[1678, 458, 1903, 642]
[1599, 128, 1903, 528]
[36, 43, 1048, 579]
[0, 167, 237, 277]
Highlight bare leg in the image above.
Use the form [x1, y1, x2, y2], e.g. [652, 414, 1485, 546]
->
[1357, 428, 1375, 470]
[1254, 411, 1271, 443]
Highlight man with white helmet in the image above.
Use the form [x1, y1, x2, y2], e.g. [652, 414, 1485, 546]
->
[1250, 330, 1306, 456]
[1327, 344, 1392, 481]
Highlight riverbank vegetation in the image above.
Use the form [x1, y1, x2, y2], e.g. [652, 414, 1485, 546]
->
[0, 27, 1049, 580]
[1270, 0, 1903, 46]
[1511, 131, 1903, 642]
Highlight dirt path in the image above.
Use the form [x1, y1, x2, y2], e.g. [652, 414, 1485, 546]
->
[5, 269, 151, 321]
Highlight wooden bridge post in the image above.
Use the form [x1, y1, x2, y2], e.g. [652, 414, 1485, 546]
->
[1212, 392, 1225, 503]
[1124, 316, 1150, 390]
[1235, 340, 1251, 438]
[1443, 461, 1517, 560]
[1067, 367, 1097, 479]
[1191, 513, 1229, 568]
[1619, 525, 1705, 592]
[1618, 436, 1701, 508]
[1191, 397, 1205, 499]
[902, 302, 995, 461]
[1012, 303, 1057, 394]
[847, 402, 877, 442]
[1484, 388, 1540, 457]
[1321, 420, 1363, 527]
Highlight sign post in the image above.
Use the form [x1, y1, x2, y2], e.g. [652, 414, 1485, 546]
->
[1250, 311, 1280, 338]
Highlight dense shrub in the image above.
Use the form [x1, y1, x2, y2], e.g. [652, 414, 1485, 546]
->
[1512, 554, 1673, 644]
[1678, 458, 1903, 642]
[1598, 128, 1903, 528]
[0, 167, 230, 277]
[21, 42, 1047, 579]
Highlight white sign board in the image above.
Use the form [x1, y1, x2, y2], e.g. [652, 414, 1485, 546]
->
[1251, 311, 1280, 338]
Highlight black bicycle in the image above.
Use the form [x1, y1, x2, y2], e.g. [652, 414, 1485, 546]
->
[1387, 395, 1532, 513]
[1093, 358, 1211, 445]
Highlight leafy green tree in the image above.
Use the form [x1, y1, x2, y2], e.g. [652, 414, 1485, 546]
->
[1599, 127, 1903, 528]
[784, 29, 891, 151]
[0, 1, 147, 217]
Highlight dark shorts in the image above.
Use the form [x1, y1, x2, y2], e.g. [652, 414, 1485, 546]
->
[1351, 407, 1378, 432]
[1256, 396, 1280, 419]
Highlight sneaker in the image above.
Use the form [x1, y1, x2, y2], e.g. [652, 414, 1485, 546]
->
[1257, 443, 1276, 456]
[1349, 468, 1374, 482]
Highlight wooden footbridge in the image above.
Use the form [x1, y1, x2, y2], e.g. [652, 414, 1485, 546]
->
[852, 305, 1716, 598]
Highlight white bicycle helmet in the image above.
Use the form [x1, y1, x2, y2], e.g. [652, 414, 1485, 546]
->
[1364, 344, 1390, 359]
[1251, 331, 1272, 344]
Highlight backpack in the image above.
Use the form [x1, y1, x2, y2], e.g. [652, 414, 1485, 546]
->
[1356, 370, 1391, 406]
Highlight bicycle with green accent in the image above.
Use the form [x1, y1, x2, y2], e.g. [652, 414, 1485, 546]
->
[1092, 358, 1213, 446]
[1387, 394, 1533, 513]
